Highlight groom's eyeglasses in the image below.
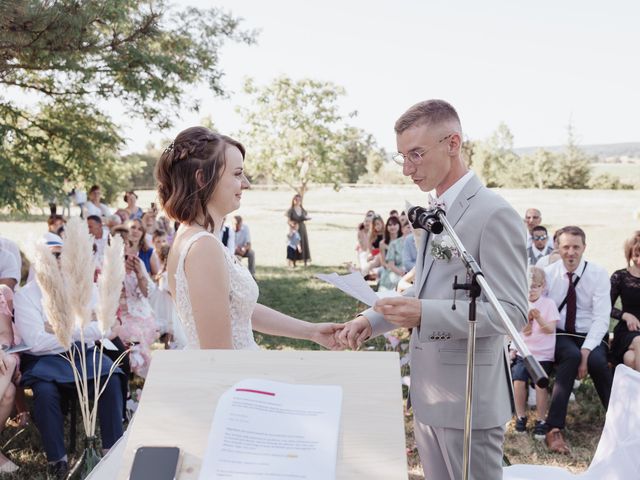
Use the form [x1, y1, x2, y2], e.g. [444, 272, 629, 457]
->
[392, 134, 453, 166]
[533, 235, 548, 241]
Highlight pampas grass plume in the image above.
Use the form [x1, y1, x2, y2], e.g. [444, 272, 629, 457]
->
[34, 243, 73, 349]
[61, 217, 95, 328]
[96, 235, 126, 335]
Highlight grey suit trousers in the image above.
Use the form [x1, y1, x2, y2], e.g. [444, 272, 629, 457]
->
[413, 418, 505, 480]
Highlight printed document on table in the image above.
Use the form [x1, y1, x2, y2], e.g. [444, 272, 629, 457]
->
[316, 272, 399, 306]
[198, 379, 343, 480]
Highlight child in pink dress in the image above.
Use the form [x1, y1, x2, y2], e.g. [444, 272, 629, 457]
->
[511, 266, 560, 438]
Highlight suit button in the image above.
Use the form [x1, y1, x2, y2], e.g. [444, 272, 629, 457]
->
[429, 335, 435, 340]
[446, 334, 451, 340]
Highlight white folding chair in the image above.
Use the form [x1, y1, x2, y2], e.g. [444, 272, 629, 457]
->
[503, 364, 640, 480]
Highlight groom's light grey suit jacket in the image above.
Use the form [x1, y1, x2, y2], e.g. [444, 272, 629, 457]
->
[367, 174, 528, 430]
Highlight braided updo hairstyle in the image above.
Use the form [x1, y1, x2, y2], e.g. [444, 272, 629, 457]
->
[155, 126, 245, 232]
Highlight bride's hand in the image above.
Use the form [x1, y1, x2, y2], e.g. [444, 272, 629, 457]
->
[310, 323, 345, 350]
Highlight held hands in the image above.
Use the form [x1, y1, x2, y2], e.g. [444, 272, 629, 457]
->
[337, 316, 372, 350]
[310, 323, 346, 351]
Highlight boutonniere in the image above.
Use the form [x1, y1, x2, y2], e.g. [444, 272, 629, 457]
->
[430, 234, 460, 261]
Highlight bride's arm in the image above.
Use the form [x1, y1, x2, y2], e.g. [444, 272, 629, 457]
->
[251, 304, 344, 350]
[185, 236, 233, 349]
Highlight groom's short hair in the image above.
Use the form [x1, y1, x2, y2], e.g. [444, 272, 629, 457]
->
[394, 99, 461, 134]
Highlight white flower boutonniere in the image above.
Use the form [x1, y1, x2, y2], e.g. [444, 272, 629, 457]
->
[430, 234, 460, 261]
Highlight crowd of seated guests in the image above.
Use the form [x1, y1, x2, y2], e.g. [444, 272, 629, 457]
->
[354, 209, 416, 292]
[0, 190, 192, 476]
[509, 209, 640, 456]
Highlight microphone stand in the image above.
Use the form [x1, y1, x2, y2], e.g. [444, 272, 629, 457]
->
[414, 207, 548, 480]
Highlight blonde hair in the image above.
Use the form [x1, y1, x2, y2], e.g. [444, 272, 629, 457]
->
[528, 266, 546, 288]
[623, 231, 640, 265]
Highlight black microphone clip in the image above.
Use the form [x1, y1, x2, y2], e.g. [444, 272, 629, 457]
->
[407, 205, 444, 234]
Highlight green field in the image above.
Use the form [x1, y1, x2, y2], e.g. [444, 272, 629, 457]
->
[592, 162, 640, 187]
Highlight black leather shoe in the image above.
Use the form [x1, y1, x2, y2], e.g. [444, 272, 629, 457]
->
[47, 460, 68, 480]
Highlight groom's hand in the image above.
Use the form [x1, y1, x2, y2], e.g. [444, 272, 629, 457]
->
[338, 316, 372, 350]
[373, 297, 421, 329]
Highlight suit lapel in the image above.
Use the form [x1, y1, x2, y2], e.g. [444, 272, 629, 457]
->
[415, 175, 483, 296]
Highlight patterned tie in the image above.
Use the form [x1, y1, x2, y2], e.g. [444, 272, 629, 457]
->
[565, 272, 577, 333]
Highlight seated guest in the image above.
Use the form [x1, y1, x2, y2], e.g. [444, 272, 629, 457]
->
[127, 219, 160, 277]
[123, 191, 143, 220]
[543, 226, 612, 453]
[524, 208, 554, 249]
[377, 216, 404, 292]
[47, 215, 66, 237]
[0, 287, 18, 473]
[610, 231, 640, 371]
[220, 217, 235, 256]
[536, 228, 562, 268]
[13, 243, 124, 479]
[362, 214, 385, 278]
[87, 215, 109, 270]
[233, 215, 255, 277]
[84, 184, 111, 219]
[152, 229, 169, 256]
[402, 219, 417, 273]
[356, 212, 374, 273]
[511, 267, 559, 438]
[527, 225, 554, 265]
[113, 242, 158, 377]
[141, 210, 158, 247]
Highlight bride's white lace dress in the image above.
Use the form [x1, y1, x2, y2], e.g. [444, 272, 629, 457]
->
[174, 231, 260, 350]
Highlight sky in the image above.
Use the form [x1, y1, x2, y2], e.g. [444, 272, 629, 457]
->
[119, 0, 640, 153]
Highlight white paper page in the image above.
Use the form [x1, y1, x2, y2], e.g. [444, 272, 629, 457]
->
[316, 272, 400, 306]
[199, 379, 343, 480]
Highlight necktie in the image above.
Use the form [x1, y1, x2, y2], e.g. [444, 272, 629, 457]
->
[565, 272, 577, 333]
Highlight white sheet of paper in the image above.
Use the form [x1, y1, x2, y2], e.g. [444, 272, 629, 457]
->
[199, 379, 343, 480]
[316, 272, 399, 306]
[100, 338, 118, 351]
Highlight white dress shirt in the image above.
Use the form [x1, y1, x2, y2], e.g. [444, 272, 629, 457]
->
[432, 170, 475, 207]
[543, 258, 611, 351]
[14, 281, 102, 355]
[234, 224, 251, 249]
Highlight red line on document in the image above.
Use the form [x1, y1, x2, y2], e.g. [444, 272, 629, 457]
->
[235, 388, 276, 396]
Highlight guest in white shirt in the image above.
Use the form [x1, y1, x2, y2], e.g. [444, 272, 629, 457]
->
[84, 184, 111, 218]
[542, 225, 612, 454]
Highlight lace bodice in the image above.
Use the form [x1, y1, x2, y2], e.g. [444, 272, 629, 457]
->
[174, 231, 259, 350]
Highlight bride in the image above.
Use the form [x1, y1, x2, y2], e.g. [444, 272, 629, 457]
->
[155, 126, 342, 350]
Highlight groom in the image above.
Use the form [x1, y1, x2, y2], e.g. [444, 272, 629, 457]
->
[339, 100, 528, 479]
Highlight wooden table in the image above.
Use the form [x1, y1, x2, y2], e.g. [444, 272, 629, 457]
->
[90, 349, 408, 479]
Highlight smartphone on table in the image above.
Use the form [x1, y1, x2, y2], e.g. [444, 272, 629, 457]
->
[129, 446, 181, 480]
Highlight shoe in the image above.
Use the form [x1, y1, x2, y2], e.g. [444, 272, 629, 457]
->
[533, 420, 548, 440]
[514, 416, 527, 433]
[0, 458, 19, 473]
[545, 428, 570, 454]
[47, 460, 68, 480]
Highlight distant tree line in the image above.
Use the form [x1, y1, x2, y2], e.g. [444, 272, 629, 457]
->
[467, 123, 634, 190]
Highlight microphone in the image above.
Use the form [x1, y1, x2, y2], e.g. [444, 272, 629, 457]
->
[407, 206, 444, 234]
